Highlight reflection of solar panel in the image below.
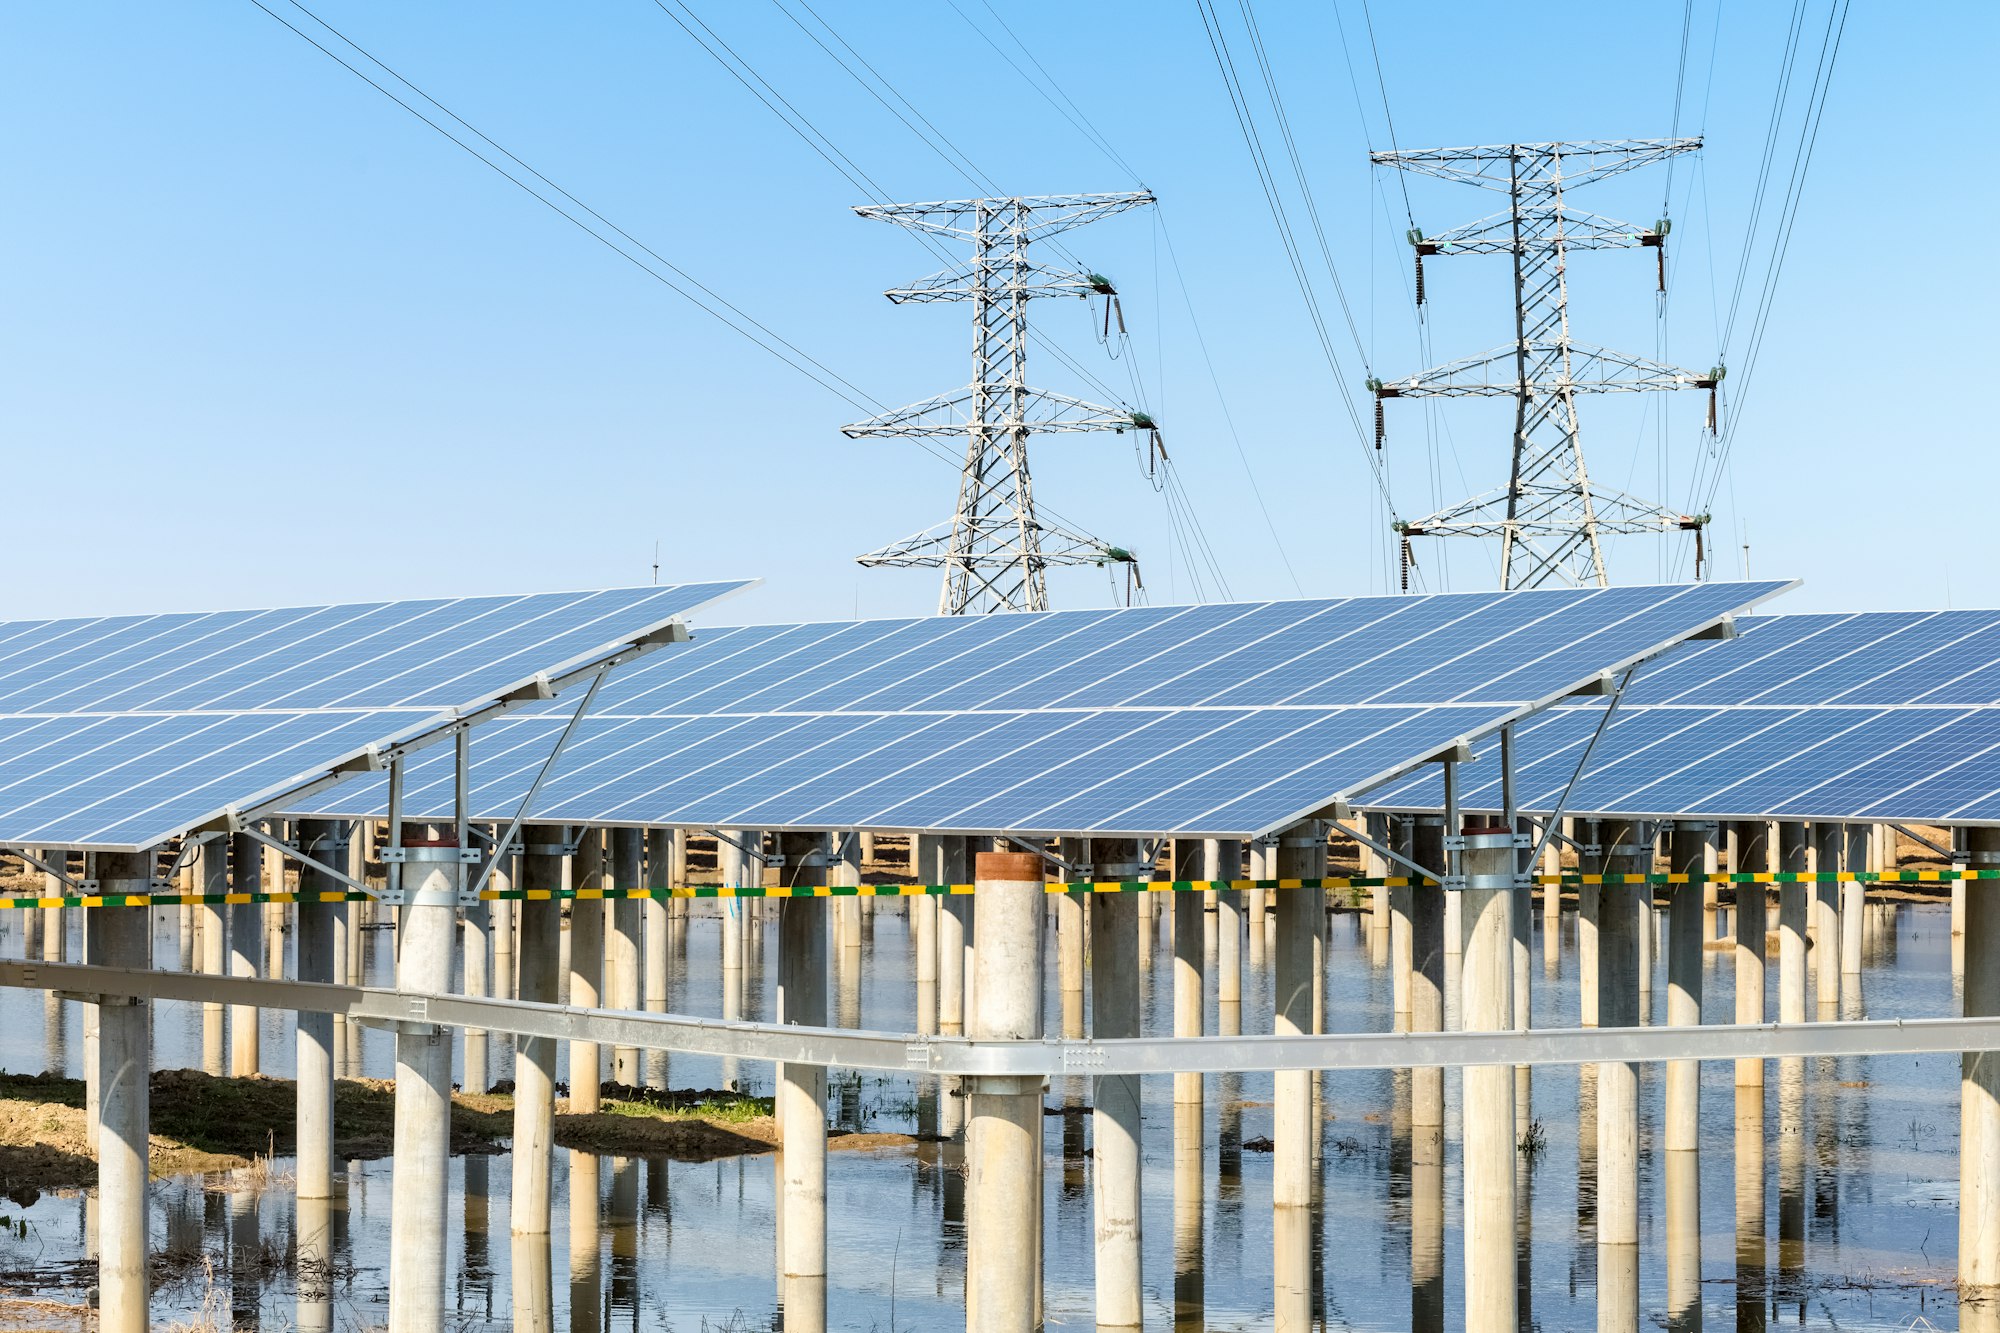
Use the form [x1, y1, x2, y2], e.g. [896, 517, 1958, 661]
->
[0, 583, 752, 850]
[1361, 608, 2000, 825]
[289, 581, 1789, 839]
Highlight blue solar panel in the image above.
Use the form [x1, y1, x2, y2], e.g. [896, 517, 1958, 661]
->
[1360, 605, 2000, 825]
[287, 581, 1787, 839]
[0, 583, 752, 849]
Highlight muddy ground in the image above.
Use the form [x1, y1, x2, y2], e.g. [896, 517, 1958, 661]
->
[0, 1070, 919, 1200]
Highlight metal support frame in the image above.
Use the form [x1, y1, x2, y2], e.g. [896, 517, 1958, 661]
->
[844, 192, 1155, 615]
[1002, 834, 1073, 875]
[706, 829, 773, 873]
[1888, 823, 1951, 861]
[9, 959, 1994, 1075]
[1373, 139, 1710, 588]
[10, 847, 96, 896]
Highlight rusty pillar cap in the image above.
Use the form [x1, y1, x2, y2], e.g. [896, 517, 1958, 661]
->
[976, 850, 1046, 883]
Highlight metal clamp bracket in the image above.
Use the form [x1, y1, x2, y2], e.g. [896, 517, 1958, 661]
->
[377, 847, 483, 865]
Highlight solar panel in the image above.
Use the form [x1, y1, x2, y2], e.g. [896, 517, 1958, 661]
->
[1360, 608, 2000, 825]
[286, 581, 1790, 840]
[0, 582, 753, 850]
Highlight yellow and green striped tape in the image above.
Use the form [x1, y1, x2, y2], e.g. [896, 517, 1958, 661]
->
[5, 867, 1992, 910]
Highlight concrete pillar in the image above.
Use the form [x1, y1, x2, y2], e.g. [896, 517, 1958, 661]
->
[92, 851, 153, 1333]
[1963, 827, 2000, 1292]
[1459, 825, 1517, 1333]
[1732, 821, 1769, 1088]
[914, 865, 940, 1040]
[1579, 819, 1603, 1027]
[197, 844, 226, 1075]
[1091, 838, 1144, 1332]
[608, 827, 644, 1088]
[1777, 823, 1810, 1026]
[1366, 812, 1391, 954]
[1596, 820, 1647, 1333]
[1273, 823, 1325, 1333]
[462, 892, 491, 1096]
[777, 831, 829, 1328]
[1665, 822, 1709, 1152]
[511, 825, 565, 1238]
[1664, 821, 1708, 1330]
[965, 851, 1045, 1333]
[1841, 823, 1868, 986]
[1056, 838, 1087, 1039]
[643, 828, 673, 1090]
[938, 837, 971, 1037]
[292, 823, 338, 1208]
[1172, 839, 1204, 1107]
[829, 833, 863, 1033]
[388, 829, 462, 1333]
[224, 837, 261, 1077]
[1410, 816, 1446, 1143]
[1390, 815, 1414, 1023]
[1211, 839, 1244, 1033]
[1811, 823, 1841, 1010]
[568, 829, 606, 1113]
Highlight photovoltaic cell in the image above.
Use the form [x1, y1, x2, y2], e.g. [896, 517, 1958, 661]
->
[0, 582, 752, 849]
[287, 581, 1787, 839]
[1361, 607, 2000, 825]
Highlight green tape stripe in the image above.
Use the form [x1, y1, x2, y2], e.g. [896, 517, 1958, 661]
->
[0, 890, 372, 910]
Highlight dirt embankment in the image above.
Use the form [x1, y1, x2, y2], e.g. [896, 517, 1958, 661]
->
[0, 1072, 918, 1200]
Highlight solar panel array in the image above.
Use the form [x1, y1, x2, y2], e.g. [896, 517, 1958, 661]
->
[0, 583, 751, 850]
[1361, 607, 2000, 824]
[288, 581, 1788, 839]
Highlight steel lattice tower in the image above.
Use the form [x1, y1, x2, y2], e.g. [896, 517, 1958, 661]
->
[1372, 140, 1720, 589]
[843, 192, 1154, 615]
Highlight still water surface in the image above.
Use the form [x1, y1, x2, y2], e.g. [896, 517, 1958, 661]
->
[0, 898, 1971, 1329]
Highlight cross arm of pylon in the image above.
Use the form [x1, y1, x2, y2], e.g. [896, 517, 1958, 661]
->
[1371, 342, 1721, 399]
[856, 514, 1123, 570]
[1371, 139, 1700, 192]
[852, 191, 1154, 243]
[1417, 207, 1667, 255]
[883, 260, 1105, 305]
[841, 386, 1147, 439]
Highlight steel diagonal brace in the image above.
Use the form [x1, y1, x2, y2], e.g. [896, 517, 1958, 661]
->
[230, 823, 374, 898]
[5, 846, 97, 896]
[1323, 815, 1438, 885]
[474, 659, 617, 899]
[1527, 665, 1638, 871]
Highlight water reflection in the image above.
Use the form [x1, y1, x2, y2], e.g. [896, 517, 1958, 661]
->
[0, 899, 1982, 1331]
[1734, 1086, 1766, 1333]
[1173, 1102, 1203, 1331]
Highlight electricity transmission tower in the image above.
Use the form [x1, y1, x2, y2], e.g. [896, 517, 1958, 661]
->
[1371, 139, 1721, 590]
[843, 192, 1155, 615]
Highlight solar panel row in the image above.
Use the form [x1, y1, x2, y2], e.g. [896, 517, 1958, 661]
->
[289, 581, 1787, 839]
[0, 583, 753, 849]
[1361, 609, 2000, 825]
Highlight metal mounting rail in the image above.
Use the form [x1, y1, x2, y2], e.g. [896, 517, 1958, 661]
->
[5, 961, 1996, 1076]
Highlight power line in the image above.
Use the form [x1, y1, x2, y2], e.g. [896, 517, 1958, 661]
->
[249, 0, 885, 415]
[1191, 0, 1393, 517]
[1694, 0, 1849, 518]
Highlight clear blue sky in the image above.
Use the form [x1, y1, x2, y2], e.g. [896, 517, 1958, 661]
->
[1, 1, 1988, 624]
